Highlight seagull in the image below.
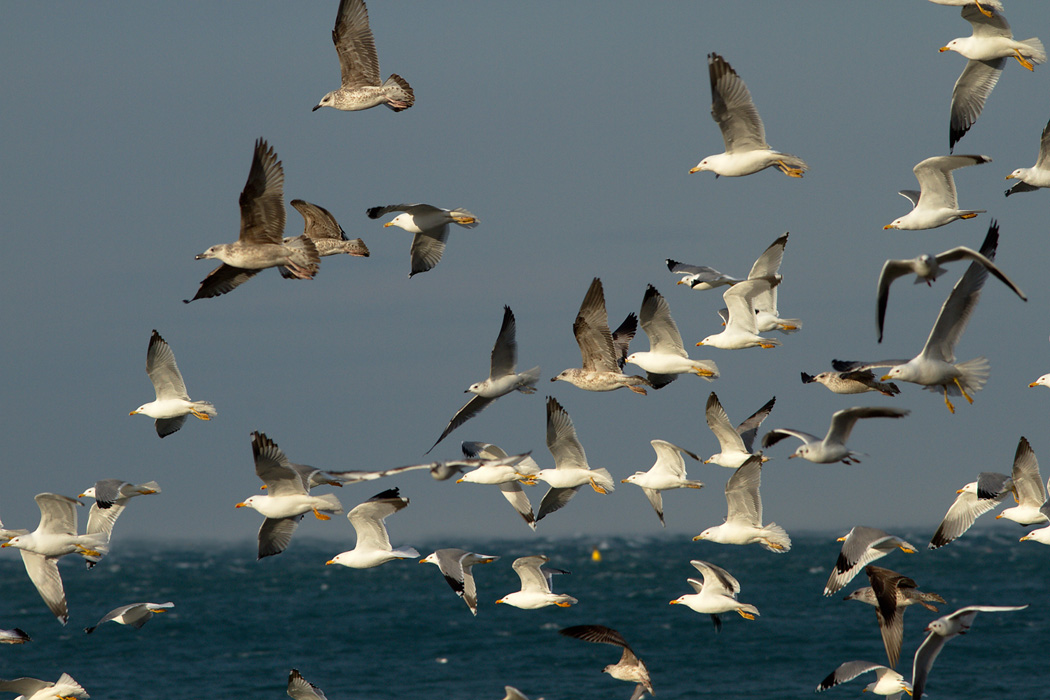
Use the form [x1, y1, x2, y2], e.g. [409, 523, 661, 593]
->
[326, 488, 418, 568]
[876, 240, 1026, 343]
[84, 601, 174, 634]
[690, 53, 807, 178]
[816, 661, 912, 698]
[669, 559, 759, 632]
[940, 6, 1045, 150]
[287, 669, 328, 700]
[625, 285, 719, 387]
[1005, 115, 1050, 195]
[495, 555, 577, 609]
[0, 674, 89, 700]
[529, 397, 615, 522]
[457, 442, 539, 530]
[312, 0, 414, 112]
[823, 527, 917, 597]
[693, 455, 791, 553]
[185, 139, 319, 302]
[1, 494, 109, 624]
[911, 604, 1028, 700]
[366, 203, 478, 277]
[834, 222, 1003, 413]
[883, 155, 990, 230]
[801, 370, 900, 397]
[281, 199, 369, 278]
[428, 306, 540, 453]
[235, 432, 343, 559]
[761, 406, 909, 464]
[129, 330, 216, 437]
[620, 439, 703, 526]
[420, 548, 500, 616]
[844, 565, 945, 669]
[665, 259, 741, 290]
[929, 471, 1012, 548]
[739, 232, 801, 333]
[559, 625, 653, 700]
[696, 277, 782, 349]
[552, 277, 652, 394]
[1019, 501, 1050, 544]
[996, 436, 1049, 525]
[78, 479, 161, 567]
[703, 392, 775, 468]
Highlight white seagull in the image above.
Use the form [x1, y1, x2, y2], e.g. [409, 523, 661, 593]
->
[703, 392, 775, 468]
[625, 284, 719, 387]
[420, 548, 500, 616]
[690, 53, 807, 178]
[697, 277, 782, 349]
[823, 527, 917, 597]
[326, 488, 419, 568]
[669, 559, 760, 632]
[457, 442, 540, 530]
[728, 232, 801, 333]
[693, 456, 791, 553]
[816, 661, 912, 698]
[940, 5, 1045, 150]
[428, 306, 540, 453]
[312, 0, 414, 113]
[129, 330, 216, 437]
[0, 674, 89, 700]
[883, 155, 990, 230]
[78, 479, 161, 567]
[929, 471, 1012, 548]
[495, 555, 576, 609]
[620, 439, 703, 526]
[84, 601, 174, 634]
[1006, 114, 1050, 195]
[996, 436, 1049, 525]
[366, 203, 478, 277]
[665, 259, 741, 290]
[761, 406, 909, 464]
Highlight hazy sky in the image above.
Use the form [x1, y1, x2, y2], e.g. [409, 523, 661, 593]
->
[2, 2, 1049, 550]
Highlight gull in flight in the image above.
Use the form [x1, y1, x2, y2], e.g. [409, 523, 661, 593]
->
[495, 555, 576, 609]
[559, 625, 653, 700]
[456, 442, 540, 530]
[761, 406, 909, 464]
[996, 436, 1049, 525]
[693, 455, 791, 553]
[620, 439, 703, 526]
[312, 0, 413, 113]
[929, 471, 1012, 548]
[823, 527, 917, 597]
[801, 369, 900, 396]
[0, 674, 88, 700]
[690, 53, 807, 178]
[816, 661, 912, 698]
[939, 5, 1045, 150]
[281, 199, 369, 278]
[326, 488, 418, 568]
[428, 306, 539, 453]
[697, 277, 782, 349]
[703, 392, 775, 468]
[84, 601, 174, 634]
[367, 203, 478, 277]
[665, 259, 741, 290]
[883, 155, 990, 230]
[625, 285, 719, 387]
[669, 559, 760, 632]
[420, 548, 500, 616]
[553, 277, 652, 394]
[875, 225, 1026, 343]
[78, 479, 161, 567]
[129, 330, 216, 437]
[716, 233, 801, 333]
[185, 139, 319, 302]
[1005, 115, 1050, 195]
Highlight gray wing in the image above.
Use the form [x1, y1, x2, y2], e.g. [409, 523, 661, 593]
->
[639, 284, 686, 356]
[1036, 116, 1050, 169]
[427, 395, 495, 454]
[949, 59, 1004, 152]
[876, 260, 921, 343]
[86, 603, 143, 633]
[735, 396, 776, 452]
[408, 228, 449, 277]
[911, 629, 950, 700]
[707, 53, 767, 152]
[0, 679, 53, 697]
[761, 428, 819, 450]
[258, 516, 302, 559]
[706, 392, 746, 454]
[347, 490, 408, 550]
[35, 493, 79, 536]
[1011, 436, 1046, 506]
[817, 661, 885, 692]
[536, 486, 580, 521]
[89, 479, 128, 509]
[498, 482, 537, 530]
[145, 331, 189, 401]
[573, 278, 619, 372]
[366, 203, 433, 219]
[251, 432, 307, 496]
[322, 462, 437, 484]
[832, 358, 913, 373]
[291, 199, 347, 241]
[511, 555, 553, 592]
[155, 415, 188, 438]
[332, 0, 381, 88]
[546, 397, 588, 470]
[288, 669, 328, 700]
[929, 473, 1011, 549]
[825, 527, 910, 596]
[724, 457, 763, 525]
[690, 559, 741, 595]
[183, 264, 261, 303]
[747, 233, 788, 280]
[961, 4, 1011, 37]
[19, 550, 67, 624]
[490, 306, 519, 378]
[641, 487, 665, 526]
[934, 247, 1026, 300]
[825, 407, 909, 446]
[238, 139, 285, 246]
[898, 189, 922, 209]
[86, 502, 125, 539]
[913, 155, 990, 209]
[610, 313, 638, 370]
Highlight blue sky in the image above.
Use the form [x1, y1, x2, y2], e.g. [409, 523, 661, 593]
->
[1, 2, 1049, 549]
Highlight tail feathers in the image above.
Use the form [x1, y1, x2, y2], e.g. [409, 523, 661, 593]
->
[591, 468, 615, 493]
[739, 603, 761, 617]
[285, 235, 321, 273]
[449, 208, 480, 228]
[947, 357, 990, 397]
[392, 546, 420, 559]
[516, 366, 542, 392]
[192, 402, 217, 418]
[316, 493, 343, 515]
[776, 153, 808, 171]
[342, 238, 370, 257]
[382, 74, 415, 111]
[776, 318, 803, 333]
[761, 523, 792, 553]
[1021, 37, 1047, 64]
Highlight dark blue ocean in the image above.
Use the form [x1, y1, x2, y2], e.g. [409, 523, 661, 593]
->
[1, 532, 1045, 699]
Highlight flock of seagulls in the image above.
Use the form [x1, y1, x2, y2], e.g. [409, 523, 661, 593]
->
[4, 1, 1049, 699]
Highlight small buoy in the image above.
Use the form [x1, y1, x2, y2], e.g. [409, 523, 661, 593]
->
[591, 547, 602, 562]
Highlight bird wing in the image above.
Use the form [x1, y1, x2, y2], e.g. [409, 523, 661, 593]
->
[949, 59, 1004, 152]
[610, 313, 638, 370]
[512, 555, 552, 592]
[911, 628, 950, 700]
[724, 458, 763, 525]
[817, 661, 885, 692]
[347, 491, 407, 550]
[961, 4, 1012, 37]
[489, 305, 519, 378]
[572, 278, 618, 372]
[251, 432, 307, 496]
[35, 493, 79, 536]
[257, 516, 302, 559]
[935, 246, 1026, 300]
[145, 330, 189, 401]
[831, 358, 913, 373]
[722, 280, 763, 334]
[761, 428, 819, 450]
[1035, 116, 1050, 169]
[536, 486, 580, 521]
[640, 487, 665, 526]
[690, 559, 741, 595]
[650, 439, 698, 479]
[735, 396, 776, 452]
[0, 679, 54, 697]
[238, 139, 285, 245]
[19, 550, 67, 623]
[706, 392, 746, 454]
[825, 407, 909, 446]
[1011, 436, 1046, 506]
[929, 479, 1008, 549]
[497, 482, 537, 529]
[546, 397, 588, 470]
[747, 233, 788, 280]
[332, 0, 381, 88]
[184, 264, 261, 303]
[288, 669, 328, 700]
[427, 395, 495, 454]
[866, 565, 915, 668]
[408, 228, 449, 277]
[876, 259, 921, 343]
[707, 53, 767, 152]
[639, 285, 686, 356]
[291, 199, 346, 241]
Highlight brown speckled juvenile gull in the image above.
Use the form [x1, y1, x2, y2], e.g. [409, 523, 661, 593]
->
[185, 139, 319, 302]
[559, 625, 653, 700]
[367, 203, 479, 277]
[313, 0, 414, 113]
[279, 199, 368, 279]
[552, 278, 652, 394]
[801, 369, 901, 396]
